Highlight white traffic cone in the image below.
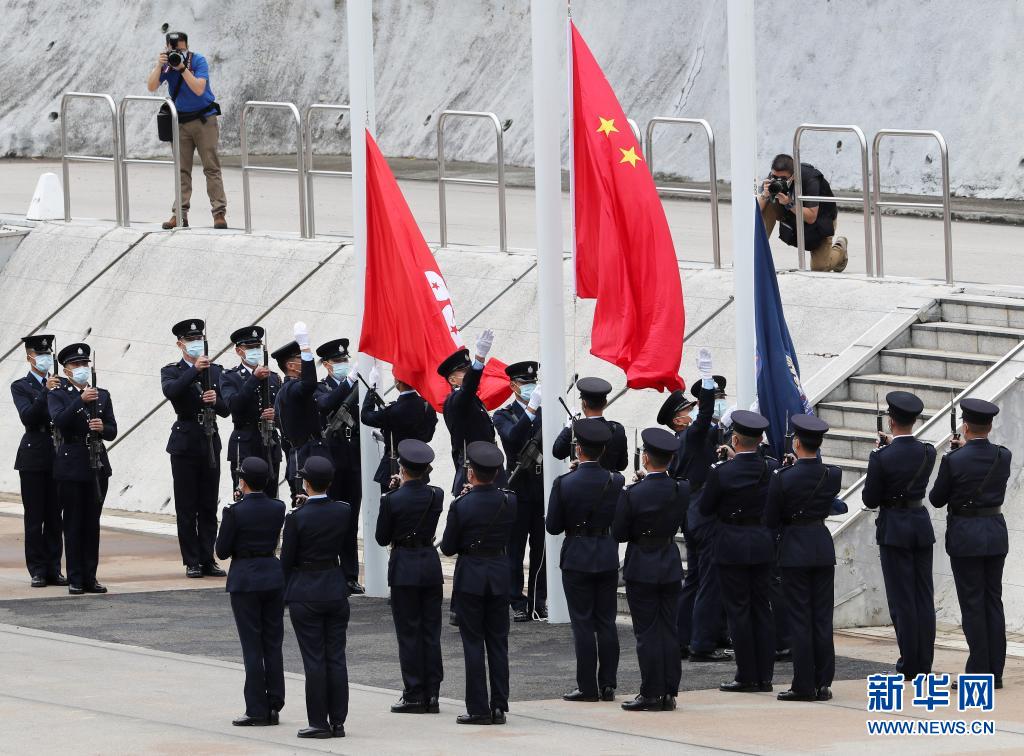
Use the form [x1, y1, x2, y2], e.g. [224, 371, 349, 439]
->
[26, 172, 65, 220]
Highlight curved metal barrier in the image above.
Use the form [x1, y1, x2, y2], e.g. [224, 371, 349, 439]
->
[436, 110, 507, 252]
[872, 129, 952, 284]
[645, 117, 721, 268]
[240, 101, 309, 238]
[626, 118, 643, 150]
[303, 103, 352, 237]
[60, 92, 123, 225]
[792, 124, 873, 275]
[118, 96, 182, 228]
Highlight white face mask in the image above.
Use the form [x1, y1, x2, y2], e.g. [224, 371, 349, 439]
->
[243, 347, 262, 366]
[71, 366, 90, 385]
[33, 354, 54, 374]
[332, 363, 351, 380]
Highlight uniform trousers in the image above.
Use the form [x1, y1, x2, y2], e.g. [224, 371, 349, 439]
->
[719, 563, 775, 684]
[950, 555, 1006, 679]
[19, 470, 63, 577]
[677, 519, 723, 653]
[390, 584, 444, 700]
[230, 589, 286, 718]
[508, 490, 546, 614]
[289, 599, 350, 729]
[781, 566, 835, 694]
[627, 579, 682, 698]
[455, 588, 510, 715]
[562, 568, 619, 696]
[170, 455, 220, 567]
[59, 477, 107, 587]
[879, 544, 935, 677]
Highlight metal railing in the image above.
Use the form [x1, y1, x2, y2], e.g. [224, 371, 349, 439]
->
[626, 118, 643, 149]
[60, 92, 123, 225]
[872, 129, 952, 284]
[645, 117, 721, 268]
[792, 124, 873, 275]
[303, 103, 351, 237]
[118, 96, 182, 228]
[240, 101, 309, 238]
[436, 110, 507, 253]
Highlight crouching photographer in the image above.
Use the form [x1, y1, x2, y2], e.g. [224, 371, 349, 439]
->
[757, 154, 847, 273]
[146, 31, 227, 230]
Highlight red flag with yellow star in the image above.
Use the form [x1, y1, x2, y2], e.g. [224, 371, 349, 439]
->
[572, 22, 684, 392]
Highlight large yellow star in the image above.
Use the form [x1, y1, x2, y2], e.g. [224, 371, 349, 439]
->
[619, 145, 642, 167]
[596, 117, 619, 136]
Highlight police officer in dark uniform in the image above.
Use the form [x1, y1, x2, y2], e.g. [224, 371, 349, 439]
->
[221, 326, 283, 498]
[314, 337, 364, 594]
[614, 427, 689, 712]
[552, 377, 628, 472]
[11, 334, 66, 587]
[765, 414, 842, 701]
[49, 343, 117, 595]
[375, 439, 445, 714]
[494, 360, 547, 622]
[281, 456, 351, 739]
[161, 318, 230, 578]
[215, 456, 287, 727]
[699, 410, 778, 692]
[546, 418, 624, 702]
[929, 398, 1011, 687]
[863, 391, 937, 681]
[655, 387, 696, 479]
[439, 441, 517, 726]
[361, 363, 437, 487]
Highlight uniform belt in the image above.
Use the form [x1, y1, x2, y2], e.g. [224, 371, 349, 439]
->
[881, 499, 924, 509]
[295, 558, 340, 571]
[176, 413, 207, 424]
[28, 425, 50, 433]
[567, 526, 611, 537]
[464, 546, 507, 558]
[392, 536, 434, 549]
[721, 515, 763, 526]
[783, 516, 826, 526]
[234, 550, 275, 559]
[630, 535, 674, 547]
[950, 505, 1002, 518]
[62, 435, 88, 443]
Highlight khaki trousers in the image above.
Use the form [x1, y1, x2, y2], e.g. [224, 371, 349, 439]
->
[761, 201, 848, 272]
[174, 115, 226, 217]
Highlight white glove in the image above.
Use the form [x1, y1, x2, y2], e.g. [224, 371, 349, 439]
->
[527, 384, 542, 412]
[475, 329, 494, 361]
[697, 347, 713, 381]
[368, 364, 381, 389]
[293, 321, 310, 349]
[348, 363, 360, 385]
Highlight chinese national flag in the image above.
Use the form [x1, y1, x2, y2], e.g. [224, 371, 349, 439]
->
[572, 23, 685, 392]
[360, 130, 511, 411]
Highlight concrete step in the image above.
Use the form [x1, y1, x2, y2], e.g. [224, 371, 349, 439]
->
[939, 297, 1024, 329]
[847, 373, 967, 407]
[821, 428, 884, 462]
[911, 320, 1024, 355]
[816, 399, 938, 433]
[878, 347, 998, 383]
[826, 457, 869, 489]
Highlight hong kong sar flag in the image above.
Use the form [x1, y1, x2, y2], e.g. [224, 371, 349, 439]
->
[360, 131, 510, 411]
[572, 23, 685, 392]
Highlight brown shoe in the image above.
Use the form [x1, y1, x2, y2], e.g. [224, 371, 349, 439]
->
[213, 213, 228, 230]
[162, 214, 188, 230]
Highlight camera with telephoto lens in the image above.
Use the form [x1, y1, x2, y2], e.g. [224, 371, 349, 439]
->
[167, 49, 188, 68]
[766, 176, 790, 201]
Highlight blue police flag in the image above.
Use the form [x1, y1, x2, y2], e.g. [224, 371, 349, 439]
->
[754, 204, 812, 458]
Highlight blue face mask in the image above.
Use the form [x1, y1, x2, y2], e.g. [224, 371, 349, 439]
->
[332, 363, 351, 380]
[184, 340, 204, 359]
[34, 354, 53, 374]
[519, 383, 536, 402]
[71, 366, 90, 385]
[243, 347, 262, 366]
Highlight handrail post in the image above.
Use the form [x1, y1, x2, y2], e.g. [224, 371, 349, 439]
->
[240, 101, 308, 238]
[117, 95, 181, 228]
[60, 92, 123, 225]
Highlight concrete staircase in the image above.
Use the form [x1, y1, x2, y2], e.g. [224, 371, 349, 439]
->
[816, 296, 1024, 492]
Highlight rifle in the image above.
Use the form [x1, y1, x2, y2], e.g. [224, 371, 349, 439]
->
[508, 428, 544, 486]
[325, 381, 359, 439]
[558, 396, 580, 461]
[87, 352, 104, 501]
[355, 371, 386, 410]
[950, 392, 960, 442]
[388, 429, 399, 478]
[632, 428, 640, 477]
[783, 410, 794, 466]
[200, 330, 217, 469]
[258, 338, 276, 468]
[48, 338, 63, 450]
[875, 393, 888, 447]
[716, 423, 728, 461]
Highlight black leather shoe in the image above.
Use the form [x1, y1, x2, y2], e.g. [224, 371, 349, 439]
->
[391, 696, 426, 713]
[457, 713, 493, 725]
[775, 648, 792, 661]
[268, 710, 280, 725]
[30, 575, 46, 588]
[759, 682, 774, 692]
[48, 573, 69, 586]
[297, 727, 332, 739]
[996, 678, 1004, 690]
[621, 694, 664, 711]
[85, 582, 107, 593]
[562, 688, 599, 702]
[777, 689, 816, 702]
[346, 580, 366, 595]
[536, 606, 548, 620]
[490, 708, 506, 725]
[662, 695, 677, 711]
[689, 649, 733, 663]
[68, 585, 85, 595]
[680, 646, 690, 660]
[601, 686, 616, 702]
[232, 714, 272, 726]
[186, 565, 203, 578]
[202, 562, 227, 577]
[816, 686, 833, 701]
[449, 612, 460, 627]
[512, 608, 531, 622]
[332, 724, 345, 738]
[719, 681, 760, 693]
[426, 696, 440, 713]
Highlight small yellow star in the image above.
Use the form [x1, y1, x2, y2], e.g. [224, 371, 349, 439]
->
[619, 145, 642, 167]
[596, 117, 619, 136]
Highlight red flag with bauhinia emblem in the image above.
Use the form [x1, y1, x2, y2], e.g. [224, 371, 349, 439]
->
[360, 130, 511, 411]
[572, 22, 685, 392]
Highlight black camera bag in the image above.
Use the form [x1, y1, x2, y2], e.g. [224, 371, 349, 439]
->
[157, 73, 185, 142]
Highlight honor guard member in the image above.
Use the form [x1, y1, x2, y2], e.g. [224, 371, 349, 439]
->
[49, 343, 117, 595]
[11, 334, 66, 587]
[215, 457, 287, 727]
[281, 456, 352, 739]
[222, 326, 283, 498]
[314, 337, 364, 594]
[545, 418, 624, 703]
[552, 377, 628, 472]
[439, 441, 517, 726]
[494, 360, 547, 622]
[375, 440, 445, 714]
[613, 428, 689, 712]
[764, 414, 842, 702]
[272, 322, 330, 503]
[162, 318, 230, 578]
[439, 329, 502, 495]
[929, 398, 1011, 687]
[699, 410, 778, 693]
[863, 391, 937, 681]
[361, 363, 437, 487]
[655, 387, 696, 479]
